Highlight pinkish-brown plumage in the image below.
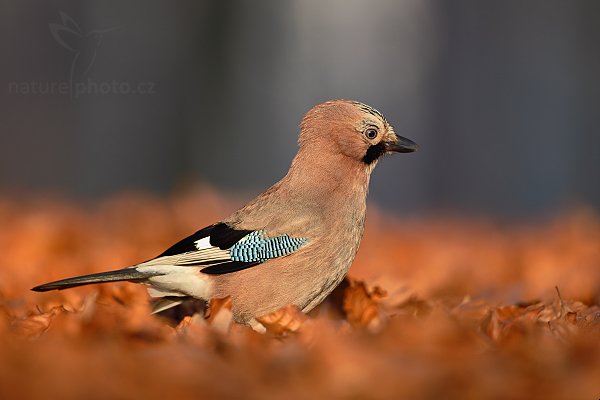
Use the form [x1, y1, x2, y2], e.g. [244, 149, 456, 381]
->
[32, 100, 418, 330]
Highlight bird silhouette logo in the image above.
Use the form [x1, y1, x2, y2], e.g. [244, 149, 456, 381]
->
[49, 11, 117, 85]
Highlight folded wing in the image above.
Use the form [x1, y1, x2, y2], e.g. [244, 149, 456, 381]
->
[140, 223, 308, 275]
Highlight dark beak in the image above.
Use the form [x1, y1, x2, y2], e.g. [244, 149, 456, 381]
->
[385, 135, 419, 153]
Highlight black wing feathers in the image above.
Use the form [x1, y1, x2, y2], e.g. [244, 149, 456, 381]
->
[209, 223, 253, 249]
[157, 223, 252, 255]
[200, 260, 261, 275]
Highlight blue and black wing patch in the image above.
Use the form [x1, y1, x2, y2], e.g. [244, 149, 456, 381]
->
[153, 223, 308, 275]
[202, 231, 308, 274]
[229, 231, 308, 263]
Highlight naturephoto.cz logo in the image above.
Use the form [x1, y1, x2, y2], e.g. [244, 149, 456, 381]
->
[7, 11, 156, 98]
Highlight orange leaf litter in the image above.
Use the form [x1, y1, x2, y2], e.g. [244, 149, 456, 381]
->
[0, 189, 599, 399]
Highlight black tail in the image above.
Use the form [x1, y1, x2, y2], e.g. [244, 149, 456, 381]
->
[31, 268, 157, 292]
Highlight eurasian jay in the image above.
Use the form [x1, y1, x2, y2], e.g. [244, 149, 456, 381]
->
[32, 100, 418, 330]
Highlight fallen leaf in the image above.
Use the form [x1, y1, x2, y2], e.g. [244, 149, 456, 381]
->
[205, 296, 233, 334]
[343, 279, 387, 332]
[257, 304, 307, 336]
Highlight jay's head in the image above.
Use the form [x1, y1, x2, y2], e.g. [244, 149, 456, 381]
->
[299, 100, 418, 169]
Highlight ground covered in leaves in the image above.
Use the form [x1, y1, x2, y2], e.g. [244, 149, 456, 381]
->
[1, 189, 599, 399]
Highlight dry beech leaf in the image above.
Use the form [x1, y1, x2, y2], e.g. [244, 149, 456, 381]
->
[343, 279, 387, 332]
[175, 315, 194, 334]
[174, 314, 210, 347]
[11, 306, 66, 338]
[205, 296, 233, 334]
[395, 295, 433, 318]
[256, 304, 307, 336]
[571, 306, 600, 332]
[480, 305, 533, 344]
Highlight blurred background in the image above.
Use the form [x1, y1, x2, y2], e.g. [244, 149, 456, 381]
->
[1, 0, 599, 218]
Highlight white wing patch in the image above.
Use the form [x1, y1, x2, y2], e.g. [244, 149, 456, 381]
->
[194, 236, 212, 250]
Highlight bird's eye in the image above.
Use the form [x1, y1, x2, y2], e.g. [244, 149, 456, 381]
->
[364, 128, 378, 140]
